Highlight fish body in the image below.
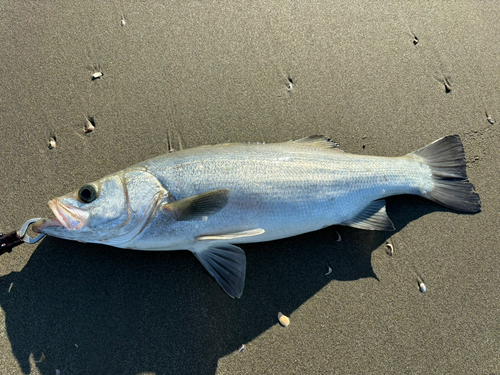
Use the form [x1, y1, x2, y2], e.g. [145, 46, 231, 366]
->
[33, 135, 480, 298]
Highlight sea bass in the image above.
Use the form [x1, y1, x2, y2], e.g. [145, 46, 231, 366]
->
[33, 135, 480, 298]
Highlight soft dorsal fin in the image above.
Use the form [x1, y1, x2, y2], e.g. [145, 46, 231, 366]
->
[163, 189, 230, 221]
[290, 135, 343, 151]
[343, 200, 395, 231]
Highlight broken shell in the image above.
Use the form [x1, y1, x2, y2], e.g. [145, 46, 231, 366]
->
[335, 231, 342, 242]
[418, 280, 427, 293]
[486, 115, 495, 125]
[443, 77, 452, 93]
[238, 344, 246, 352]
[56, 370, 61, 375]
[48, 137, 56, 149]
[85, 117, 95, 133]
[278, 312, 290, 327]
[325, 266, 332, 276]
[35, 352, 46, 363]
[385, 243, 394, 256]
[91, 71, 103, 80]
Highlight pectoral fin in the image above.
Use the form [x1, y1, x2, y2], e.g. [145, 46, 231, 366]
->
[193, 244, 246, 298]
[163, 189, 230, 221]
[343, 199, 395, 231]
[196, 228, 265, 241]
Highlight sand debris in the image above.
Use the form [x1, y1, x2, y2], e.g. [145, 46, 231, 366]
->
[417, 279, 427, 293]
[85, 116, 95, 133]
[278, 312, 290, 327]
[287, 76, 293, 92]
[35, 352, 46, 363]
[335, 231, 342, 242]
[486, 112, 495, 125]
[385, 242, 394, 256]
[48, 137, 57, 149]
[91, 71, 103, 80]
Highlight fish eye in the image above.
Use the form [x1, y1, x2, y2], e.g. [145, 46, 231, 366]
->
[78, 184, 98, 203]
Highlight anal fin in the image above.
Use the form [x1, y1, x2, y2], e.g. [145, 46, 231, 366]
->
[343, 199, 395, 231]
[193, 244, 246, 298]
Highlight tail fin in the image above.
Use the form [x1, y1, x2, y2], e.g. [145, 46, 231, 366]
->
[410, 135, 481, 213]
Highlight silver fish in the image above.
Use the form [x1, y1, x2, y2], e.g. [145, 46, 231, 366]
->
[33, 135, 480, 298]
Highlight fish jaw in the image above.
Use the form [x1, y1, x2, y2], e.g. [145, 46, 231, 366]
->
[32, 217, 63, 233]
[48, 199, 90, 230]
[33, 199, 90, 234]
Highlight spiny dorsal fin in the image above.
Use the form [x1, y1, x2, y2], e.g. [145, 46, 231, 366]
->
[163, 189, 230, 221]
[290, 135, 343, 151]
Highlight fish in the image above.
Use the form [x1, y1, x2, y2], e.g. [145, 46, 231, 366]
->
[33, 135, 480, 298]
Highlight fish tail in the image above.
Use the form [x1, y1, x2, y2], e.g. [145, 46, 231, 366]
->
[409, 135, 481, 213]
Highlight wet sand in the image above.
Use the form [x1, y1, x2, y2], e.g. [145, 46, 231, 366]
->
[0, 1, 499, 374]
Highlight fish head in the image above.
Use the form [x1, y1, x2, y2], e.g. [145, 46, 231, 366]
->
[33, 168, 167, 246]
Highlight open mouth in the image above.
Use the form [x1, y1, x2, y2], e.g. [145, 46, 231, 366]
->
[32, 199, 90, 234]
[48, 199, 89, 230]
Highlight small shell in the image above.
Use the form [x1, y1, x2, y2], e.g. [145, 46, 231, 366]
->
[278, 312, 290, 327]
[417, 277, 426, 292]
[385, 243, 394, 256]
[335, 231, 342, 242]
[48, 137, 56, 149]
[443, 77, 452, 93]
[121, 16, 126, 27]
[418, 280, 427, 293]
[35, 352, 46, 363]
[325, 266, 332, 276]
[56, 370, 61, 375]
[85, 117, 95, 133]
[238, 344, 246, 352]
[486, 114, 495, 125]
[92, 71, 103, 80]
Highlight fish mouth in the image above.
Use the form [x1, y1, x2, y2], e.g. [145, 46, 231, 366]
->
[33, 199, 89, 232]
[49, 199, 89, 230]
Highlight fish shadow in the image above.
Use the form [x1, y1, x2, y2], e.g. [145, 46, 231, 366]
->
[0, 196, 446, 374]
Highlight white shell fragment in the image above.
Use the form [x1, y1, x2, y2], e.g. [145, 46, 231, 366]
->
[92, 71, 103, 80]
[335, 231, 342, 242]
[85, 117, 95, 133]
[238, 344, 246, 353]
[486, 114, 495, 125]
[278, 312, 290, 327]
[385, 242, 394, 256]
[35, 352, 46, 363]
[325, 266, 332, 276]
[417, 278, 426, 293]
[48, 137, 56, 149]
[56, 370, 61, 375]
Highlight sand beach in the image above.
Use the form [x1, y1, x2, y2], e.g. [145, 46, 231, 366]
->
[0, 1, 499, 374]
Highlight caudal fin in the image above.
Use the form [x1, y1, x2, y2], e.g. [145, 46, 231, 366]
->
[410, 135, 481, 213]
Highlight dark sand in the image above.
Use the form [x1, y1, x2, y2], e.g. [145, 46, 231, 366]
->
[1, 1, 499, 374]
